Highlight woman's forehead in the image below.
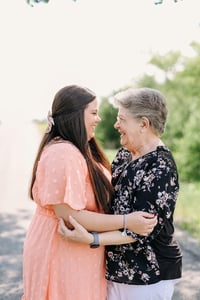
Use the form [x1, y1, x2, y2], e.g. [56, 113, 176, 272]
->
[118, 106, 131, 117]
[87, 97, 98, 109]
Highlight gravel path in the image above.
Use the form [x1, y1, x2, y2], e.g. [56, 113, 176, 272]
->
[0, 121, 200, 300]
[0, 121, 38, 300]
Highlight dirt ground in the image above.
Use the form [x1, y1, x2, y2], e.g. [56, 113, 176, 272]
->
[0, 121, 200, 300]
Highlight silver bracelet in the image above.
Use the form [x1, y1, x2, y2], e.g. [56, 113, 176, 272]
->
[122, 214, 127, 237]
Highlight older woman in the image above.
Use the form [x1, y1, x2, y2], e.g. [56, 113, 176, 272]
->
[59, 87, 182, 300]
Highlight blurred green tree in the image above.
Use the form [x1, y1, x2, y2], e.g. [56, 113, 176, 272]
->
[177, 103, 200, 181]
[137, 44, 200, 181]
[96, 97, 120, 149]
[134, 51, 185, 151]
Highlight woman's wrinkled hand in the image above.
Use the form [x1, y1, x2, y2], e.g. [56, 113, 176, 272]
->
[58, 217, 92, 244]
[127, 211, 157, 236]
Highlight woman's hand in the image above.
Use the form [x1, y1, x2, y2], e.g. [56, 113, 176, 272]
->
[126, 211, 157, 236]
[58, 217, 93, 244]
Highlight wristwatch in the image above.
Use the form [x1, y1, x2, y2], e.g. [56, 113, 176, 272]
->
[90, 232, 100, 248]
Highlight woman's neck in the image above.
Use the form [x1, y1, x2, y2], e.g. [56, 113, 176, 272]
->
[131, 138, 164, 160]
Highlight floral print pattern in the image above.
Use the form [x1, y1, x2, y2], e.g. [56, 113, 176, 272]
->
[105, 146, 182, 285]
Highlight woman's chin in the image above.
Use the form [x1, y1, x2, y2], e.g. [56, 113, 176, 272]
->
[120, 138, 125, 147]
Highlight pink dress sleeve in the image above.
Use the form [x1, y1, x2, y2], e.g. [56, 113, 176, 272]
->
[34, 142, 88, 210]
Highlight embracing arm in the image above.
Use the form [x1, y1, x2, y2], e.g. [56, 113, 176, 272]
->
[59, 216, 136, 246]
[53, 203, 156, 236]
[98, 230, 135, 245]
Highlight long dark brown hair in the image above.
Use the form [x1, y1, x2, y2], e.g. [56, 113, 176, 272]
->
[29, 85, 113, 212]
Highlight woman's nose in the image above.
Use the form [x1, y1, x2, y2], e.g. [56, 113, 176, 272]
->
[97, 115, 101, 123]
[114, 121, 119, 129]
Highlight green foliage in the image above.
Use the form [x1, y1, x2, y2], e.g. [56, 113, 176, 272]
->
[104, 149, 118, 163]
[135, 74, 159, 90]
[172, 49, 200, 181]
[161, 81, 190, 151]
[96, 98, 120, 149]
[175, 182, 200, 241]
[138, 47, 200, 181]
[149, 51, 182, 80]
[177, 104, 200, 181]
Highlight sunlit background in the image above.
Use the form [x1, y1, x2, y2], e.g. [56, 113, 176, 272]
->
[0, 3, 200, 298]
[0, 0, 200, 122]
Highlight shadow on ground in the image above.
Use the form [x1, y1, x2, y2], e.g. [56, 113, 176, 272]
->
[0, 209, 33, 300]
[173, 226, 200, 300]
[1, 211, 200, 300]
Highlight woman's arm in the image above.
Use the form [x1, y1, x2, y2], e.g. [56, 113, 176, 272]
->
[99, 230, 135, 245]
[58, 216, 136, 246]
[54, 203, 157, 236]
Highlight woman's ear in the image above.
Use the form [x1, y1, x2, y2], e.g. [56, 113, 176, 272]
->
[140, 117, 150, 131]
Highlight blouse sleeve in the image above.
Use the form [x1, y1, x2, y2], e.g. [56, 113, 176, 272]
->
[111, 147, 131, 173]
[35, 143, 88, 210]
[127, 152, 179, 244]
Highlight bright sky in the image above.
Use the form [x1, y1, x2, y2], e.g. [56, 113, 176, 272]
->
[0, 0, 199, 121]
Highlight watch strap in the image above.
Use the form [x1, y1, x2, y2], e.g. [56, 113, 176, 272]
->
[90, 232, 99, 248]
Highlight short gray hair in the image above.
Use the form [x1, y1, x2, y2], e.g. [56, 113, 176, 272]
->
[113, 87, 168, 136]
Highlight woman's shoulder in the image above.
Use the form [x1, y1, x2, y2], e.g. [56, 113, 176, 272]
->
[156, 146, 176, 163]
[42, 140, 84, 161]
[149, 146, 178, 173]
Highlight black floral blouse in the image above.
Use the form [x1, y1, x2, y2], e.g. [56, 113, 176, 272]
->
[105, 146, 182, 285]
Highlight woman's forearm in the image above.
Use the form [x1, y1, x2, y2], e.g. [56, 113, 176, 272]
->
[54, 203, 123, 231]
[58, 217, 136, 246]
[54, 204, 157, 234]
[98, 230, 136, 246]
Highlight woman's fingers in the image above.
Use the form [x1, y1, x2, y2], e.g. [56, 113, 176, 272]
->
[58, 218, 71, 238]
[58, 218, 65, 229]
[142, 211, 157, 221]
[58, 216, 89, 243]
[145, 218, 157, 234]
[145, 216, 157, 226]
[68, 215, 84, 230]
[142, 212, 158, 233]
[128, 211, 158, 236]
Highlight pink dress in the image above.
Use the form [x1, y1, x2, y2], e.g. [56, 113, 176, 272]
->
[21, 141, 110, 300]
